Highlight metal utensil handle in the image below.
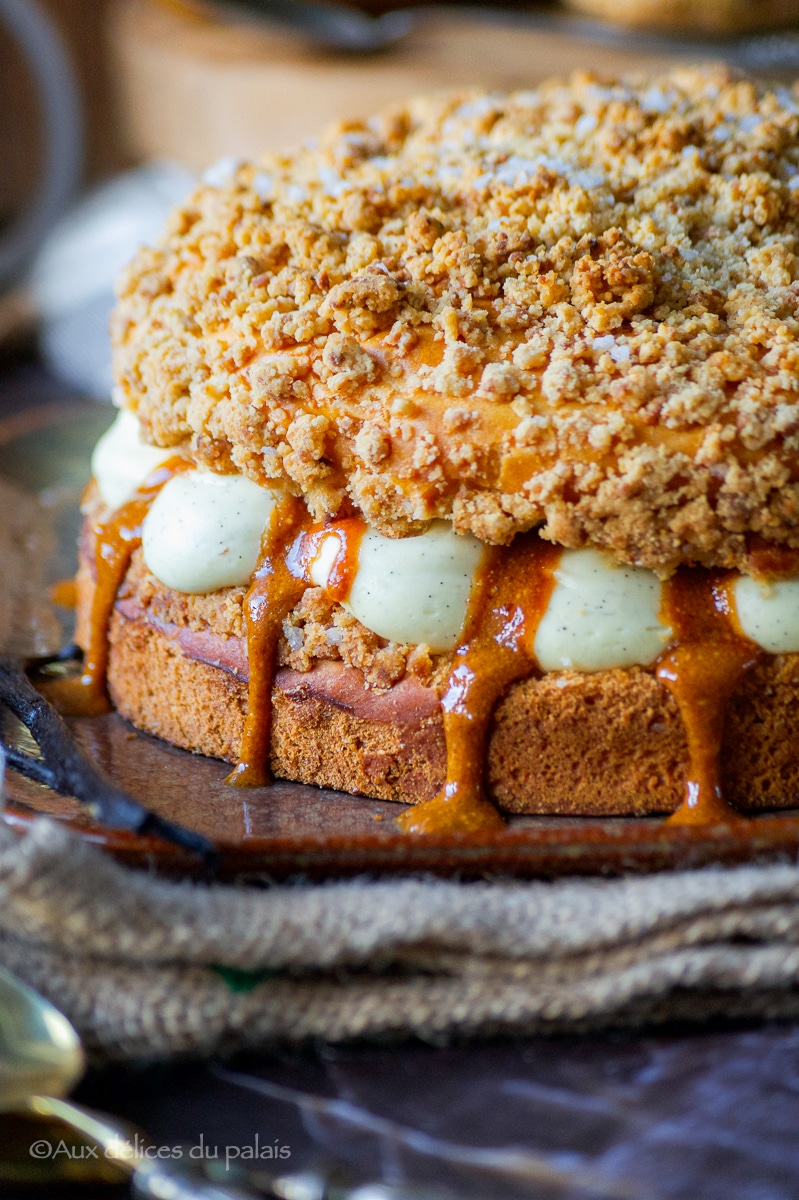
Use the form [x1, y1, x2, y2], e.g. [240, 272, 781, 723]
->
[28, 1095, 256, 1200]
[0, 656, 217, 862]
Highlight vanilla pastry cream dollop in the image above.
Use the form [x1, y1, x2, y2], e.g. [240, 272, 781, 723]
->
[733, 575, 799, 655]
[535, 549, 672, 672]
[309, 522, 485, 653]
[142, 470, 281, 594]
[95, 412, 799, 667]
[91, 409, 174, 509]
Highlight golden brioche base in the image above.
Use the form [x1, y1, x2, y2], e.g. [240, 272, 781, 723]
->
[101, 606, 799, 817]
[106, 609, 446, 805]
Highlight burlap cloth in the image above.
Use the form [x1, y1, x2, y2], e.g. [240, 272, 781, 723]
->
[2, 814, 799, 1061]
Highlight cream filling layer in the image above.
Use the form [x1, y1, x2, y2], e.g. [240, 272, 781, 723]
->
[534, 549, 671, 672]
[94, 413, 799, 668]
[142, 470, 282, 595]
[309, 522, 485, 654]
[733, 575, 799, 654]
[92, 409, 174, 509]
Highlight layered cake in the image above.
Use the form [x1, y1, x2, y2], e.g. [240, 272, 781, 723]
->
[72, 68, 799, 832]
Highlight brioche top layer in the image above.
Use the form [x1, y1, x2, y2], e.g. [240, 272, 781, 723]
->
[113, 67, 799, 572]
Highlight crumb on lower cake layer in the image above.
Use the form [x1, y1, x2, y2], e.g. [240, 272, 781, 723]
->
[100, 546, 446, 693]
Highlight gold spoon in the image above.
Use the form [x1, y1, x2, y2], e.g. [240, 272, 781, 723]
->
[0, 966, 255, 1198]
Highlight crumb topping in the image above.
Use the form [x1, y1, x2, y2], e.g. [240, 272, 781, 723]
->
[113, 67, 799, 571]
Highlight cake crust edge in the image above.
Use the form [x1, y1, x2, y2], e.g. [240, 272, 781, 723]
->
[94, 598, 799, 817]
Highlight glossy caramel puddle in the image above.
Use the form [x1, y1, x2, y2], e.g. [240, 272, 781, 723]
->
[657, 570, 761, 825]
[50, 578, 77, 609]
[397, 534, 559, 835]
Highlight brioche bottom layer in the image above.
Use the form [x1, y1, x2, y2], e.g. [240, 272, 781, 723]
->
[90, 598, 799, 816]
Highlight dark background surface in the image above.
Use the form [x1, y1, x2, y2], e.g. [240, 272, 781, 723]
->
[70, 1020, 799, 1200]
[9, 1012, 799, 1198]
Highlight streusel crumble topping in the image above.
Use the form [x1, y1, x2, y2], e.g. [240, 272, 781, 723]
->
[113, 66, 799, 572]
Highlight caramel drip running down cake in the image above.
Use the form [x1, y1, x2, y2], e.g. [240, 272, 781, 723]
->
[70, 67, 799, 833]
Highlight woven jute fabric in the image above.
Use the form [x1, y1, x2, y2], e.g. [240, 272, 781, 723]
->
[2, 818, 799, 1061]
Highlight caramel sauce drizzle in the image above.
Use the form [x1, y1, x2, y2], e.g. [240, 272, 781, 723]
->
[657, 570, 762, 825]
[53, 459, 190, 718]
[50, 578, 77, 609]
[396, 533, 560, 835]
[287, 516, 366, 602]
[225, 495, 308, 788]
[70, 452, 774, 832]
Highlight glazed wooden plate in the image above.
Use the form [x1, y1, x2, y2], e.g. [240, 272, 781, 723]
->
[4, 396, 799, 879]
